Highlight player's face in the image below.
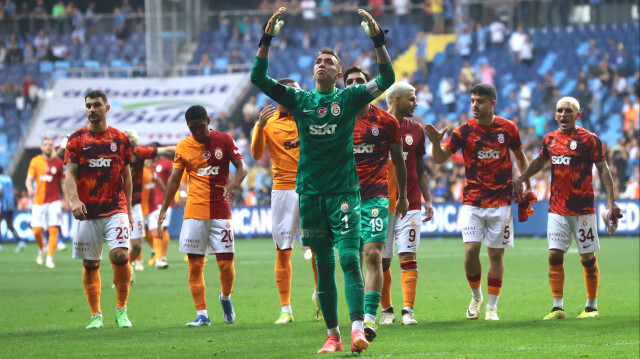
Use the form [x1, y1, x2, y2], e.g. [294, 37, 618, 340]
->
[396, 89, 417, 117]
[187, 117, 210, 143]
[344, 72, 367, 89]
[313, 54, 342, 83]
[41, 139, 54, 156]
[555, 101, 581, 133]
[470, 93, 495, 120]
[85, 97, 109, 124]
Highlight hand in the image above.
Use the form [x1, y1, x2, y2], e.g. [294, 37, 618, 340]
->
[216, 184, 235, 204]
[71, 199, 87, 220]
[258, 105, 276, 128]
[395, 197, 409, 219]
[422, 202, 434, 222]
[358, 9, 380, 37]
[265, 7, 286, 37]
[61, 200, 71, 212]
[424, 124, 448, 144]
[157, 211, 166, 237]
[608, 202, 623, 221]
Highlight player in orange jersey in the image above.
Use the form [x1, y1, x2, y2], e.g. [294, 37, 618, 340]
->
[137, 158, 165, 270]
[149, 145, 175, 267]
[426, 83, 532, 321]
[157, 105, 247, 326]
[123, 129, 174, 272]
[64, 89, 134, 329]
[380, 82, 433, 326]
[26, 137, 70, 268]
[252, 78, 322, 324]
[514, 96, 622, 320]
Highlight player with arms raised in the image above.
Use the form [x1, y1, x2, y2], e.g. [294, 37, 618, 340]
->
[251, 7, 395, 354]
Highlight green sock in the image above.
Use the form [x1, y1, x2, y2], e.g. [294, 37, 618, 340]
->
[365, 291, 382, 317]
[314, 245, 339, 329]
[337, 239, 365, 322]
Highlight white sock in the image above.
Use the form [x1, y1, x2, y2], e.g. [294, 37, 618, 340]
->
[351, 320, 363, 332]
[487, 294, 499, 308]
[402, 306, 413, 313]
[197, 309, 208, 317]
[281, 305, 292, 314]
[586, 298, 597, 309]
[553, 298, 564, 309]
[220, 293, 230, 301]
[381, 306, 392, 312]
[364, 313, 376, 323]
[327, 327, 340, 336]
[471, 286, 482, 298]
[46, 255, 53, 261]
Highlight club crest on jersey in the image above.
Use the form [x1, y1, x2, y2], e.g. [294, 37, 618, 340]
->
[317, 107, 327, 117]
[110, 142, 117, 152]
[340, 202, 349, 213]
[497, 133, 505, 144]
[372, 125, 379, 136]
[405, 134, 414, 145]
[570, 140, 577, 150]
[330, 102, 341, 116]
[202, 151, 211, 160]
[51, 166, 56, 175]
[214, 148, 223, 160]
[372, 207, 379, 217]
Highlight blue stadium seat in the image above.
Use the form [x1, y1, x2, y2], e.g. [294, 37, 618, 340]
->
[39, 61, 53, 73]
[214, 57, 229, 73]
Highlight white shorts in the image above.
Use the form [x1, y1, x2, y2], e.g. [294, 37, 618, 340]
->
[31, 200, 62, 228]
[149, 206, 172, 231]
[459, 205, 514, 248]
[271, 190, 300, 250]
[548, 213, 600, 254]
[179, 218, 235, 255]
[131, 204, 145, 240]
[72, 213, 131, 260]
[382, 210, 422, 259]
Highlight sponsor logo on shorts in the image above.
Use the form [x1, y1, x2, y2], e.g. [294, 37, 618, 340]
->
[372, 207, 379, 217]
[502, 241, 509, 245]
[410, 218, 417, 228]
[225, 244, 233, 248]
[226, 221, 231, 228]
[583, 244, 592, 248]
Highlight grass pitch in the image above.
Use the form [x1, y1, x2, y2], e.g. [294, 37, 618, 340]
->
[1, 236, 638, 358]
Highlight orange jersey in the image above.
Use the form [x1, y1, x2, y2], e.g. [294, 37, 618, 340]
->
[539, 127, 605, 216]
[131, 146, 157, 205]
[140, 166, 157, 215]
[444, 116, 522, 208]
[174, 130, 243, 220]
[250, 110, 299, 190]
[64, 125, 132, 219]
[27, 155, 64, 205]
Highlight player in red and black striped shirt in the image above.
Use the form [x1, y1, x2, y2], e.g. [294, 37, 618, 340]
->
[515, 96, 622, 320]
[64, 89, 134, 329]
[426, 83, 532, 321]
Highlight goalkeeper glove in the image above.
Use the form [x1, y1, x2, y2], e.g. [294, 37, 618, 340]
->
[358, 9, 388, 48]
[259, 7, 286, 47]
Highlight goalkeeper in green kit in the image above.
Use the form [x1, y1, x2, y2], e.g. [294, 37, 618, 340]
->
[251, 7, 395, 354]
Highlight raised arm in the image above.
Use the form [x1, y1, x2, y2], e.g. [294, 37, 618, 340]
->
[251, 8, 286, 97]
[359, 9, 394, 92]
[424, 124, 453, 164]
[389, 140, 408, 219]
[251, 105, 276, 160]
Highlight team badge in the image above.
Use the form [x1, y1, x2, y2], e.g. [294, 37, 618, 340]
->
[214, 148, 223, 159]
[570, 140, 577, 150]
[340, 202, 349, 213]
[405, 134, 414, 145]
[582, 219, 588, 226]
[410, 218, 417, 228]
[51, 166, 56, 175]
[372, 207, 379, 217]
[119, 218, 125, 225]
[202, 151, 211, 160]
[110, 142, 117, 152]
[317, 107, 327, 117]
[226, 221, 231, 229]
[330, 102, 341, 116]
[498, 133, 505, 144]
[372, 125, 379, 136]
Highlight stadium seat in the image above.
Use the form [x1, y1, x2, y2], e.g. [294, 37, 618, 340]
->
[39, 61, 54, 73]
[214, 57, 229, 73]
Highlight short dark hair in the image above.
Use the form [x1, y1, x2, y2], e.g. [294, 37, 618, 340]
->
[85, 89, 108, 104]
[278, 78, 296, 85]
[150, 141, 161, 148]
[470, 83, 497, 101]
[317, 47, 342, 72]
[343, 66, 371, 82]
[185, 105, 208, 121]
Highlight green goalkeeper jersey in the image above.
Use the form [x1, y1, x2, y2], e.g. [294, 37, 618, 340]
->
[251, 57, 395, 195]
